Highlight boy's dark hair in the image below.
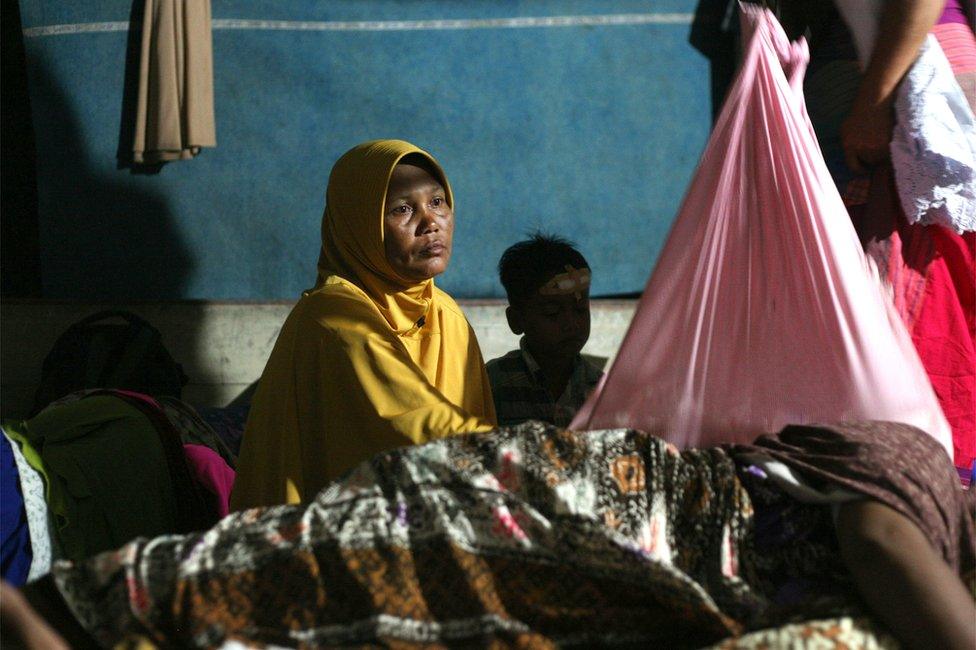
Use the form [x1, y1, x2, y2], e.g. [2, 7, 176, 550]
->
[498, 232, 590, 304]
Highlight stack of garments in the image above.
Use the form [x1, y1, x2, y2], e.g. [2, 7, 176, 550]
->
[0, 390, 235, 585]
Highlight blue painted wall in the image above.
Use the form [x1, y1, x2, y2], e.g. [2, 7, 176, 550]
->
[20, 1, 710, 299]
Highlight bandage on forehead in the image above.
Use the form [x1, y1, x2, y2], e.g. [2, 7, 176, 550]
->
[538, 265, 591, 299]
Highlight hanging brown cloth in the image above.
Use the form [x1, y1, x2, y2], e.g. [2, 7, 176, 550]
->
[133, 0, 216, 164]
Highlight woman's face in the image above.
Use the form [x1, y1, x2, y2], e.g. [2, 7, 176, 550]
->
[383, 163, 454, 283]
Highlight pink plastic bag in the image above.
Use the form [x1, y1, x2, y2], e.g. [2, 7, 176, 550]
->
[572, 6, 952, 456]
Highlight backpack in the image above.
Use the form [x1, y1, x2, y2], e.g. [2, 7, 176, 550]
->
[31, 310, 188, 416]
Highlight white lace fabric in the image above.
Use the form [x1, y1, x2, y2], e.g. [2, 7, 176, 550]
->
[3, 427, 53, 581]
[833, 1, 976, 233]
[891, 35, 976, 233]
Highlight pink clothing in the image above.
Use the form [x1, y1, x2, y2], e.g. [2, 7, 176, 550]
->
[936, 0, 969, 26]
[183, 444, 235, 518]
[857, 9, 976, 472]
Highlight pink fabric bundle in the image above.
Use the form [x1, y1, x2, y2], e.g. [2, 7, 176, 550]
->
[572, 6, 952, 457]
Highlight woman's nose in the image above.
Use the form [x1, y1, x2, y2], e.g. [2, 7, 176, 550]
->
[416, 204, 440, 233]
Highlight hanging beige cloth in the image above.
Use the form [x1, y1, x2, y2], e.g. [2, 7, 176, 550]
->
[133, 0, 216, 163]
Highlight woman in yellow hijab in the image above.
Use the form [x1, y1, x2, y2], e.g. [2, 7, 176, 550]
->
[231, 140, 496, 509]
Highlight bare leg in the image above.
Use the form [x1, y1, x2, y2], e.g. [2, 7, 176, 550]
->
[836, 500, 975, 650]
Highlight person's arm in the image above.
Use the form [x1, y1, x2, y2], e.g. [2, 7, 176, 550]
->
[840, 0, 944, 174]
[835, 499, 975, 650]
[1, 579, 71, 650]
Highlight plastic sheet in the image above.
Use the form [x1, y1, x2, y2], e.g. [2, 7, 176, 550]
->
[572, 6, 953, 457]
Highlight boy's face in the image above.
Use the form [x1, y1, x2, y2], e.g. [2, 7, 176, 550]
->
[507, 285, 591, 363]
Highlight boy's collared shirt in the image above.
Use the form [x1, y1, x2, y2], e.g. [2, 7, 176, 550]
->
[486, 338, 604, 428]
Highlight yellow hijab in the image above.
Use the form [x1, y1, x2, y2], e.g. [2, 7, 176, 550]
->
[316, 139, 447, 332]
[231, 140, 496, 509]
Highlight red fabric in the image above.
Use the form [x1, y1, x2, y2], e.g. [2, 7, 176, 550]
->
[852, 168, 976, 471]
[843, 13, 976, 474]
[905, 227, 975, 470]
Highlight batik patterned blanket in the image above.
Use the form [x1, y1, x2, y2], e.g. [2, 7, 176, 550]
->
[53, 423, 878, 648]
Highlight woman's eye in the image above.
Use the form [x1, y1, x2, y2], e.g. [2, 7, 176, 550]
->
[393, 205, 412, 215]
[431, 197, 444, 207]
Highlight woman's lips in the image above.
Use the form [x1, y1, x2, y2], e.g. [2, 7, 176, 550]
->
[421, 241, 446, 256]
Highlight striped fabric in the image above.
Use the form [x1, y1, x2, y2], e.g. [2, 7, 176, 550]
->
[933, 23, 976, 74]
[486, 340, 603, 428]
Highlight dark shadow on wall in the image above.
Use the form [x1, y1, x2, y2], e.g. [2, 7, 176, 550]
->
[0, 56, 220, 414]
[28, 60, 195, 299]
[116, 0, 164, 174]
[2, 60, 227, 414]
[690, 0, 740, 124]
[1, 0, 42, 298]
[690, 0, 822, 123]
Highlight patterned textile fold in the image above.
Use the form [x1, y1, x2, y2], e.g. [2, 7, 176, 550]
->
[733, 420, 976, 575]
[46, 422, 927, 649]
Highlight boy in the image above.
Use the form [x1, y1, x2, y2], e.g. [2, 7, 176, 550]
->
[487, 233, 604, 427]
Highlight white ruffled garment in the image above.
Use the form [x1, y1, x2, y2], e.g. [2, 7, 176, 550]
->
[834, 1, 976, 233]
